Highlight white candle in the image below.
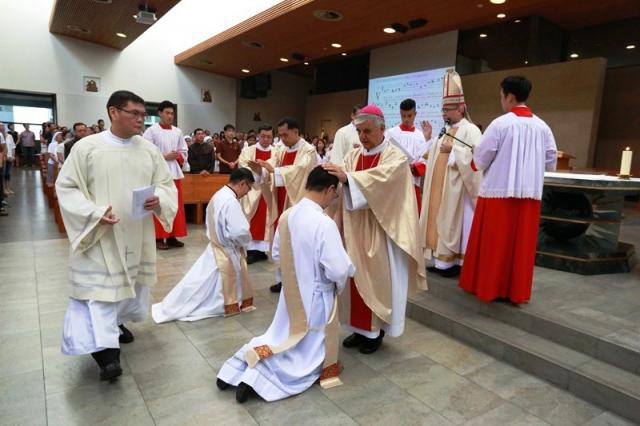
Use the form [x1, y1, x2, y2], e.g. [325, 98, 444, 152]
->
[620, 147, 632, 176]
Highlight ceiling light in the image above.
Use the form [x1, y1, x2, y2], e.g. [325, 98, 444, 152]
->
[241, 69, 250, 73]
[304, 62, 309, 65]
[570, 53, 579, 58]
[116, 32, 127, 38]
[524, 61, 528, 64]
[132, 14, 137, 19]
[331, 43, 342, 48]
[514, 19, 521, 23]
[497, 13, 506, 18]
[280, 57, 289, 62]
[479, 33, 488, 38]
[627, 45, 636, 50]
[490, 0, 506, 4]
[383, 27, 396, 34]
[341, 52, 347, 56]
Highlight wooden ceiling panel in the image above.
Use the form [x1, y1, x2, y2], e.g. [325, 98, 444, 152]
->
[49, 0, 180, 50]
[175, 0, 640, 78]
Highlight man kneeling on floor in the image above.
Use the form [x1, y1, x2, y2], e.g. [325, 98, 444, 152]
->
[216, 166, 355, 403]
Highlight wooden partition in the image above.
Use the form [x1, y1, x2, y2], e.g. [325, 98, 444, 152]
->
[182, 173, 228, 224]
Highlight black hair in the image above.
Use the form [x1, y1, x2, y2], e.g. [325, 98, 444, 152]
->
[305, 166, 339, 191]
[73, 122, 86, 131]
[229, 167, 255, 185]
[106, 90, 145, 120]
[400, 98, 416, 111]
[257, 124, 273, 132]
[193, 128, 204, 134]
[157, 100, 176, 113]
[224, 124, 235, 131]
[277, 117, 299, 131]
[500, 76, 532, 102]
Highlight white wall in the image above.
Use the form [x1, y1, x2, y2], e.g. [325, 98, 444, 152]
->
[0, 0, 281, 133]
[236, 71, 311, 133]
[369, 30, 459, 79]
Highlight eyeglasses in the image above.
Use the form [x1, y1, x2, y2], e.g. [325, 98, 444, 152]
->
[115, 106, 147, 119]
[441, 107, 458, 113]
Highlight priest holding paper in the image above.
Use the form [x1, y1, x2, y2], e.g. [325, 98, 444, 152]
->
[420, 69, 482, 278]
[238, 124, 274, 265]
[459, 76, 557, 304]
[324, 104, 427, 354]
[56, 90, 177, 381]
[152, 168, 256, 322]
[217, 166, 354, 403]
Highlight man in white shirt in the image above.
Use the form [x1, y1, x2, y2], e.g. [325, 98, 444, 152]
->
[143, 101, 189, 250]
[460, 76, 557, 304]
[329, 104, 363, 166]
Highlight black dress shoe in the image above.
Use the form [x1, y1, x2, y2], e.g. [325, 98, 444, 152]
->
[426, 266, 443, 274]
[270, 283, 282, 293]
[100, 362, 123, 382]
[118, 325, 134, 344]
[236, 382, 253, 403]
[342, 333, 365, 348]
[216, 378, 230, 390]
[440, 265, 461, 278]
[255, 252, 268, 262]
[166, 237, 184, 248]
[359, 330, 385, 355]
[156, 239, 169, 250]
[246, 250, 258, 265]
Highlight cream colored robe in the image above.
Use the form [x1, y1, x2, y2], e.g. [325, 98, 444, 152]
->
[340, 141, 427, 337]
[238, 144, 274, 244]
[420, 118, 482, 263]
[56, 132, 177, 302]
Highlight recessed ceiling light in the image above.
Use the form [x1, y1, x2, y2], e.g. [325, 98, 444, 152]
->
[497, 13, 506, 18]
[116, 32, 127, 38]
[570, 53, 579, 58]
[525, 60, 529, 64]
[304, 61, 310, 65]
[479, 33, 488, 38]
[132, 14, 137, 19]
[514, 19, 521, 23]
[383, 27, 396, 34]
[331, 43, 342, 48]
[241, 69, 250, 73]
[280, 57, 289, 62]
[341, 52, 347, 56]
[627, 45, 636, 50]
[490, 0, 506, 4]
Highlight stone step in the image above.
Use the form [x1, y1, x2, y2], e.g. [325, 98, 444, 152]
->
[407, 293, 640, 424]
[423, 275, 640, 376]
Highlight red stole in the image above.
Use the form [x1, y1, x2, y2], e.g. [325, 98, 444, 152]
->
[250, 148, 272, 240]
[349, 151, 381, 331]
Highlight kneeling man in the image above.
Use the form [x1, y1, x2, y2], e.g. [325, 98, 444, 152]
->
[217, 166, 355, 403]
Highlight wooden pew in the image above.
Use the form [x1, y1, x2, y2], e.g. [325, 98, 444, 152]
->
[52, 164, 66, 234]
[182, 173, 228, 224]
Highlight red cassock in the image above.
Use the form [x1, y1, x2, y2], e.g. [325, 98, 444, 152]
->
[250, 148, 272, 240]
[273, 150, 298, 230]
[154, 178, 188, 238]
[349, 153, 381, 331]
[459, 195, 542, 304]
[411, 162, 426, 215]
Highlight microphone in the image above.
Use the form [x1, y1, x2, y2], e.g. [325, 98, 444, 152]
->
[438, 126, 447, 139]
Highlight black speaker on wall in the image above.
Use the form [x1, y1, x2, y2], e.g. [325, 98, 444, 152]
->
[240, 73, 272, 99]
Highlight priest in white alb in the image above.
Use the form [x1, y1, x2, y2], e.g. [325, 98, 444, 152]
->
[324, 104, 427, 355]
[385, 98, 432, 213]
[217, 166, 355, 403]
[460, 76, 557, 304]
[329, 104, 363, 165]
[152, 168, 256, 322]
[420, 69, 482, 278]
[245, 117, 317, 293]
[238, 124, 274, 265]
[57, 90, 177, 381]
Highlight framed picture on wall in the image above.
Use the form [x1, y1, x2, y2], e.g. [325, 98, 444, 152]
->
[83, 76, 100, 93]
[201, 89, 212, 103]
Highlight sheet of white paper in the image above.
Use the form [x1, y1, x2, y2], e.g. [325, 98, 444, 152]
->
[132, 185, 155, 220]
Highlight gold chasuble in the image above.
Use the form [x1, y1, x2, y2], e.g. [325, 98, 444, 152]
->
[340, 143, 427, 333]
[420, 119, 482, 262]
[238, 145, 274, 243]
[206, 201, 255, 316]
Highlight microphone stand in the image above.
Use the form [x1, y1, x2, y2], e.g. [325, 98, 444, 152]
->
[445, 132, 473, 149]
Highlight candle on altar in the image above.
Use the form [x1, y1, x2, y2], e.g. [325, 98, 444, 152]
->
[620, 147, 632, 176]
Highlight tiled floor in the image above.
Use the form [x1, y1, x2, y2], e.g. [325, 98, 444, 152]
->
[0, 170, 637, 425]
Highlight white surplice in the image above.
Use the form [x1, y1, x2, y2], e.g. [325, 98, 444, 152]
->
[152, 186, 252, 323]
[217, 198, 354, 401]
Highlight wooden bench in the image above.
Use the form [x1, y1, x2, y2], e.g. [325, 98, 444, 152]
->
[182, 173, 228, 224]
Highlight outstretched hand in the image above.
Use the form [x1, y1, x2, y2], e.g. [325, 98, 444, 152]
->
[421, 120, 433, 140]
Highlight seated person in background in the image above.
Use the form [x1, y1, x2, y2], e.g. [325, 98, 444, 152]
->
[188, 128, 215, 175]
